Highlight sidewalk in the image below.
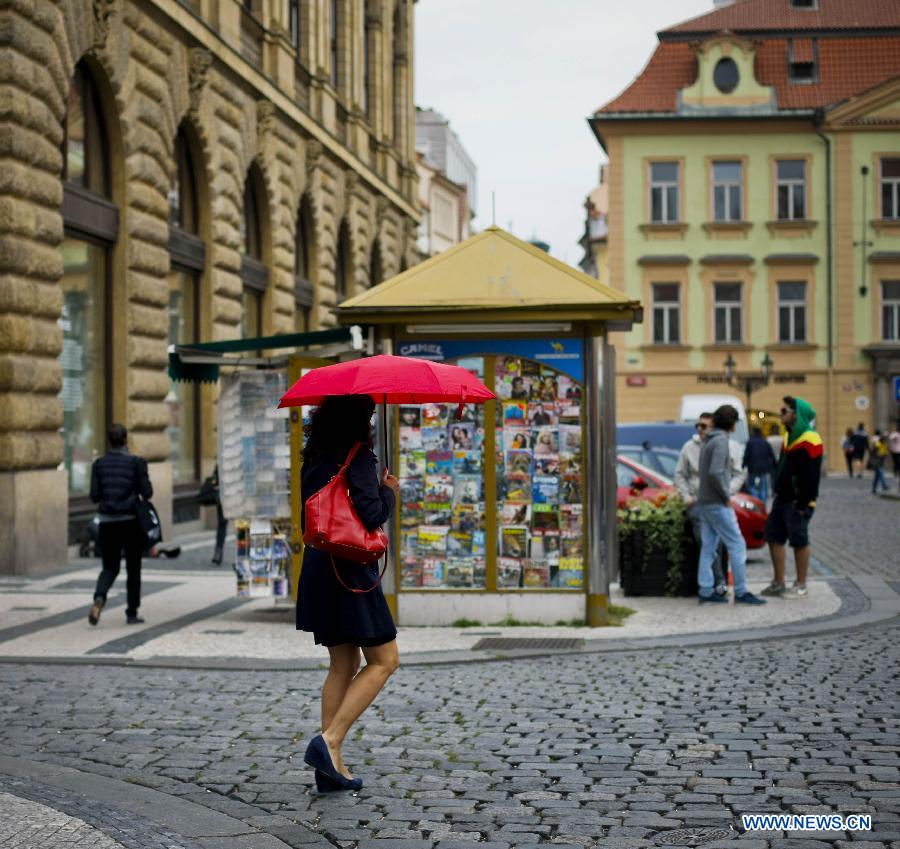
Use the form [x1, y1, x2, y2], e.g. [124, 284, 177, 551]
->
[3, 530, 897, 669]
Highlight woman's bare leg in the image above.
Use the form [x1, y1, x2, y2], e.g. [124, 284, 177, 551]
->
[322, 640, 399, 770]
[321, 645, 361, 777]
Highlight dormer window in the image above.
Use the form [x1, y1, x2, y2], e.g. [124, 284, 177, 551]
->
[713, 58, 739, 94]
[788, 38, 818, 84]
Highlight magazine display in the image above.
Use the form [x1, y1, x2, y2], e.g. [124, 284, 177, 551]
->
[494, 356, 584, 590]
[397, 354, 583, 591]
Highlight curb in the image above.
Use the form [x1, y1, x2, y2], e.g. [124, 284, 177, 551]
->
[1, 577, 898, 672]
[0, 755, 328, 849]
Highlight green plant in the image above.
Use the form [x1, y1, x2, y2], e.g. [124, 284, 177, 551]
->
[451, 618, 483, 628]
[492, 615, 543, 627]
[618, 495, 687, 596]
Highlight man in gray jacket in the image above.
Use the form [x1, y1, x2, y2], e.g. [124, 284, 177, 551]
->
[696, 405, 766, 605]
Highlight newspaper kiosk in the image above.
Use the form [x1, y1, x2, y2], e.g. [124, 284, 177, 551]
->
[335, 227, 641, 626]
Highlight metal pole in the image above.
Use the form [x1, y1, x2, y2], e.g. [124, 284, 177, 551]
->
[586, 331, 611, 626]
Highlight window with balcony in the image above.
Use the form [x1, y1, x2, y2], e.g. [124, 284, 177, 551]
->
[776, 159, 806, 220]
[881, 158, 900, 220]
[649, 162, 679, 223]
[882, 281, 900, 341]
[714, 282, 743, 344]
[777, 281, 807, 344]
[712, 161, 742, 222]
[651, 283, 680, 345]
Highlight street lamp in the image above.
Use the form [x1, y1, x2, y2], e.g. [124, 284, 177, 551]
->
[723, 353, 775, 413]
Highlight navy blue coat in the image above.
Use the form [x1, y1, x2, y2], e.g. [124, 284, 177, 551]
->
[742, 436, 777, 478]
[296, 445, 397, 647]
[90, 448, 153, 515]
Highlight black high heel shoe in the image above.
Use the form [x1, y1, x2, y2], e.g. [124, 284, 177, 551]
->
[305, 735, 362, 791]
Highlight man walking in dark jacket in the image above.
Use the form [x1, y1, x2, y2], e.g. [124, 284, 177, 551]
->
[88, 424, 153, 626]
[743, 426, 777, 502]
[696, 405, 766, 606]
[762, 396, 823, 599]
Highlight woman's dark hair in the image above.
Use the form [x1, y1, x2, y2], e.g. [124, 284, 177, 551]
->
[712, 404, 739, 431]
[302, 395, 375, 463]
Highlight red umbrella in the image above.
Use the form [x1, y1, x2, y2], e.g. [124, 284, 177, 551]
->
[278, 354, 495, 466]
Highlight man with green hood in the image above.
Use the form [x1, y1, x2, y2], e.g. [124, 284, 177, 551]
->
[762, 396, 823, 599]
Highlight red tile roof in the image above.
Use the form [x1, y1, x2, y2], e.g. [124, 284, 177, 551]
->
[663, 0, 900, 36]
[595, 0, 900, 117]
[596, 36, 900, 115]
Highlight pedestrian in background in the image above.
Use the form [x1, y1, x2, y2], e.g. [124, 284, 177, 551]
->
[850, 422, 869, 478]
[841, 428, 855, 479]
[695, 405, 766, 606]
[88, 424, 153, 626]
[743, 426, 777, 502]
[869, 430, 891, 495]
[298, 395, 400, 793]
[888, 422, 900, 485]
[766, 421, 784, 464]
[675, 411, 743, 595]
[762, 396, 823, 599]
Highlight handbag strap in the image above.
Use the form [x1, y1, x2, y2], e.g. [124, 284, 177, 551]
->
[330, 551, 388, 595]
[338, 441, 365, 475]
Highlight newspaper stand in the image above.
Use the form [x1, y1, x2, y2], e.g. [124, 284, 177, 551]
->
[335, 227, 642, 626]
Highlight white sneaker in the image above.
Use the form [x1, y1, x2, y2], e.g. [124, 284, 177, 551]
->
[783, 583, 808, 599]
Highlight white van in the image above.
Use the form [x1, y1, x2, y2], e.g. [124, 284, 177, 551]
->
[680, 394, 749, 443]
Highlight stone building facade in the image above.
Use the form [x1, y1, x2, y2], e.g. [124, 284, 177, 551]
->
[0, 0, 419, 573]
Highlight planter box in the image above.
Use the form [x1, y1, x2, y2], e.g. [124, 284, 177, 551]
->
[619, 520, 699, 597]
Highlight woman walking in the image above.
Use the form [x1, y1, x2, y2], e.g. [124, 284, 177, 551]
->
[298, 395, 401, 792]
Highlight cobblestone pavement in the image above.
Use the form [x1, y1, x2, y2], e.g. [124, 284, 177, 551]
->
[811, 477, 899, 580]
[0, 791, 125, 848]
[1, 619, 899, 849]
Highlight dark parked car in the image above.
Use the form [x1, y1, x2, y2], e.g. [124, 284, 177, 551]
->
[616, 422, 695, 453]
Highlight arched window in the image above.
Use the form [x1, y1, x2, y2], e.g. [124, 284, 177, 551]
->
[369, 239, 383, 288]
[330, 0, 340, 88]
[167, 126, 204, 486]
[59, 63, 117, 496]
[334, 219, 351, 300]
[294, 196, 315, 332]
[240, 165, 268, 338]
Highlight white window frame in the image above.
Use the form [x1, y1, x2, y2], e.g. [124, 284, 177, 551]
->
[651, 283, 680, 345]
[882, 280, 900, 341]
[713, 282, 743, 344]
[712, 161, 742, 222]
[881, 158, 900, 220]
[777, 281, 807, 344]
[776, 160, 806, 221]
[649, 162, 679, 224]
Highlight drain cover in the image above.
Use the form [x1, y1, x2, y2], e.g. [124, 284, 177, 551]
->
[471, 637, 584, 651]
[655, 828, 732, 846]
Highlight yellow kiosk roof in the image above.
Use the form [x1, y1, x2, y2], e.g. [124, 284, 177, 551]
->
[338, 227, 642, 326]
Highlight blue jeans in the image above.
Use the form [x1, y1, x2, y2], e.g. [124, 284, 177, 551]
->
[872, 466, 889, 493]
[696, 503, 747, 597]
[748, 474, 769, 502]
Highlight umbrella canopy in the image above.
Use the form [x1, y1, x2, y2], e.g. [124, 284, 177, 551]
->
[278, 354, 495, 408]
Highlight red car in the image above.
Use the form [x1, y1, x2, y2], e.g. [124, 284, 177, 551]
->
[616, 455, 768, 549]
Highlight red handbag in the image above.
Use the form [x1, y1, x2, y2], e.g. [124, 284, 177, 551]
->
[303, 442, 389, 594]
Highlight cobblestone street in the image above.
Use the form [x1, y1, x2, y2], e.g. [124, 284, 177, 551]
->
[1, 616, 899, 849]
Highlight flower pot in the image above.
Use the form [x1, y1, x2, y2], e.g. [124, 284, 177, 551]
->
[619, 520, 698, 597]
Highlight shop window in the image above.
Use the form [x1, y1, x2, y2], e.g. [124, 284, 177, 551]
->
[777, 281, 807, 344]
[776, 159, 806, 220]
[649, 162, 679, 223]
[651, 283, 680, 345]
[881, 158, 900, 220]
[882, 281, 900, 341]
[714, 282, 743, 344]
[59, 63, 117, 496]
[712, 161, 742, 222]
[396, 356, 584, 591]
[167, 270, 199, 484]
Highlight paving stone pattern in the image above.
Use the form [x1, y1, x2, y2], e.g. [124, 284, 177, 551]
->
[1, 620, 899, 849]
[0, 790, 126, 848]
[811, 479, 899, 579]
